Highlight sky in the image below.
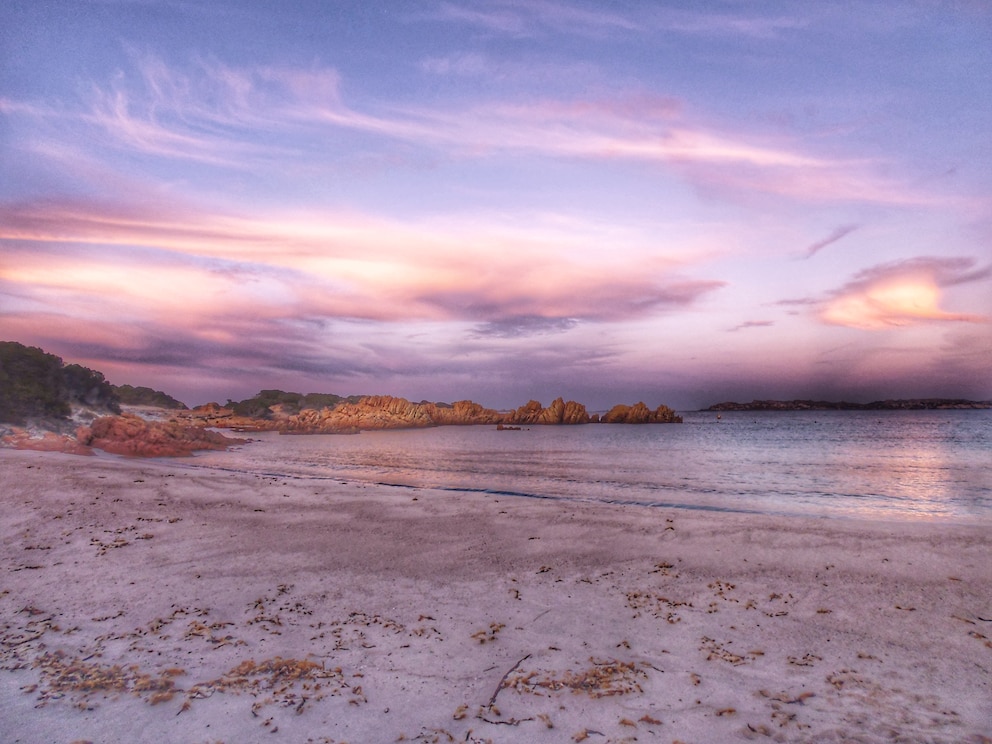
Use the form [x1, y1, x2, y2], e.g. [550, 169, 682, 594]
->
[1, 1, 991, 410]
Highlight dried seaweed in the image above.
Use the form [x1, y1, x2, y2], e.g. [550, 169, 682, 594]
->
[501, 657, 647, 699]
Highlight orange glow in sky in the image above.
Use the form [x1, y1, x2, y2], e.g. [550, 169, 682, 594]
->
[822, 279, 980, 330]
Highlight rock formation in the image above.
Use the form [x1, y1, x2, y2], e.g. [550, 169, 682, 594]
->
[1, 427, 95, 456]
[169, 395, 683, 433]
[76, 414, 248, 457]
[424, 399, 505, 426]
[172, 403, 278, 431]
[504, 398, 591, 425]
[600, 402, 683, 424]
[279, 395, 503, 433]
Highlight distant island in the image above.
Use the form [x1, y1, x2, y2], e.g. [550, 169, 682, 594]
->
[704, 399, 992, 411]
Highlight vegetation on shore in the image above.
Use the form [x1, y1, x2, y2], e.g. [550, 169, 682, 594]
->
[0, 341, 119, 424]
[113, 384, 188, 410]
[224, 390, 365, 419]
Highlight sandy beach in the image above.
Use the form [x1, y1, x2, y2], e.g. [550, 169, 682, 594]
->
[1, 447, 990, 743]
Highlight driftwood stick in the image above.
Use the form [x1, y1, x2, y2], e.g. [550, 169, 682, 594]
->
[487, 653, 531, 709]
[478, 715, 533, 726]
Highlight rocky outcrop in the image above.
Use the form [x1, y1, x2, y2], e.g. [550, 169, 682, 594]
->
[504, 398, 590, 425]
[425, 400, 504, 426]
[76, 414, 249, 457]
[279, 396, 502, 433]
[600, 402, 683, 424]
[1, 426, 94, 455]
[171, 395, 683, 433]
[172, 403, 279, 431]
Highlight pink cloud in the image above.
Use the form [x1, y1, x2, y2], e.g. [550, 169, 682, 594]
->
[0, 197, 721, 328]
[819, 257, 990, 329]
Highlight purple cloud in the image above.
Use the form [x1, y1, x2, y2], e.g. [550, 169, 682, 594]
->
[804, 224, 860, 258]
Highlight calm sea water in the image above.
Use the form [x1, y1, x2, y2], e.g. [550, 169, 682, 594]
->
[183, 410, 992, 523]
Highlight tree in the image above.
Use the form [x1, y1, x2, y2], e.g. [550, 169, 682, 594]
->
[0, 341, 121, 424]
[0, 342, 71, 423]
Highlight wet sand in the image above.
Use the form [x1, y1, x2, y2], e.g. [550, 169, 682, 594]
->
[1, 448, 990, 743]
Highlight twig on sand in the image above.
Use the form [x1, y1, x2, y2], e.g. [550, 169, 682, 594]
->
[478, 715, 533, 726]
[487, 653, 531, 709]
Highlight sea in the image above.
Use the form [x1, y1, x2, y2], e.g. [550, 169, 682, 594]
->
[182, 410, 992, 523]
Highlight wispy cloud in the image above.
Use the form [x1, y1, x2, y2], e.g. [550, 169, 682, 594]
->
[675, 160, 948, 207]
[430, 0, 639, 37]
[3, 52, 936, 207]
[432, 2, 530, 35]
[420, 52, 493, 77]
[803, 224, 860, 258]
[418, 51, 602, 88]
[652, 8, 808, 38]
[77, 53, 345, 167]
[729, 320, 774, 332]
[429, 1, 804, 40]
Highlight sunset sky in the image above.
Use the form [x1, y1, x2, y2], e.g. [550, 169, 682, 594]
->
[2, 1, 990, 409]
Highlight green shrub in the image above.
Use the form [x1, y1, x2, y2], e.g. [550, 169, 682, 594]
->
[113, 384, 188, 409]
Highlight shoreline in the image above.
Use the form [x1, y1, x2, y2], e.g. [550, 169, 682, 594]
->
[165, 430, 992, 526]
[1, 448, 990, 743]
